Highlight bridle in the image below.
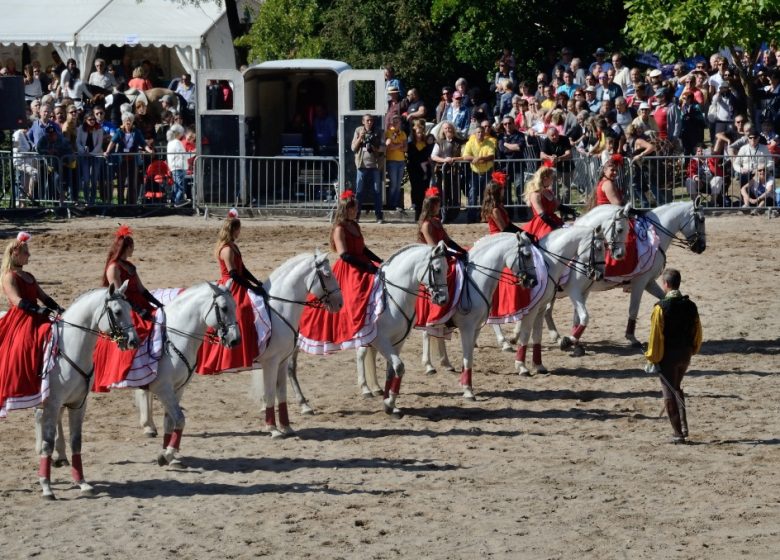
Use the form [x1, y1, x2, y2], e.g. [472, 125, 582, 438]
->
[602, 209, 628, 256]
[97, 291, 135, 346]
[308, 258, 341, 309]
[586, 230, 606, 280]
[469, 237, 538, 288]
[203, 290, 239, 346]
[641, 207, 705, 252]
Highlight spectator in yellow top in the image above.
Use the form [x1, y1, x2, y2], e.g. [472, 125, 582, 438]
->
[644, 268, 703, 444]
[462, 120, 496, 222]
[385, 115, 408, 211]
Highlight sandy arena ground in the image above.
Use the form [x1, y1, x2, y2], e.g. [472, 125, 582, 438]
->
[0, 212, 779, 559]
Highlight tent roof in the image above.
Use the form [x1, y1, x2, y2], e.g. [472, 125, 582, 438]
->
[0, 0, 225, 49]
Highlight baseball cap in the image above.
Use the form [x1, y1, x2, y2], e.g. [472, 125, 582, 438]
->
[594, 47, 606, 56]
[585, 86, 596, 93]
[649, 69, 663, 78]
[45, 123, 57, 133]
[638, 102, 650, 110]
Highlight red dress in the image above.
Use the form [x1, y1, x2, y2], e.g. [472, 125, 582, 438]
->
[92, 260, 156, 392]
[298, 222, 379, 354]
[522, 191, 563, 240]
[594, 182, 639, 277]
[196, 243, 260, 374]
[487, 212, 532, 320]
[0, 272, 53, 417]
[414, 218, 459, 329]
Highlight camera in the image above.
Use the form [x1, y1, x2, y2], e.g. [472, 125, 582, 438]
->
[363, 131, 376, 152]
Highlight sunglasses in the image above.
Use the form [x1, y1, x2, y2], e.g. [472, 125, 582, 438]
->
[748, 135, 758, 139]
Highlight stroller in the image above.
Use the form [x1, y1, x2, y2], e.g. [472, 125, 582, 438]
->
[143, 160, 173, 204]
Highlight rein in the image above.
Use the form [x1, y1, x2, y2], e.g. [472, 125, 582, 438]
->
[639, 210, 702, 251]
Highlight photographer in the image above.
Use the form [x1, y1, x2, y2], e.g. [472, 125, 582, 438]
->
[351, 114, 385, 223]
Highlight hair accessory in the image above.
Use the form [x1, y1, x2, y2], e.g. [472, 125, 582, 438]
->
[542, 159, 555, 168]
[227, 208, 239, 219]
[340, 190, 355, 200]
[611, 154, 625, 166]
[16, 231, 31, 243]
[491, 171, 507, 187]
[115, 224, 133, 238]
[424, 187, 440, 198]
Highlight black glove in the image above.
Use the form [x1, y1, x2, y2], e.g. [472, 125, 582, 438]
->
[18, 298, 48, 315]
[142, 289, 164, 309]
[540, 212, 561, 229]
[243, 265, 262, 288]
[502, 222, 521, 234]
[229, 269, 253, 290]
[42, 296, 65, 314]
[341, 252, 378, 273]
[138, 308, 152, 321]
[445, 237, 467, 255]
[251, 284, 267, 297]
[558, 204, 579, 220]
[363, 246, 384, 264]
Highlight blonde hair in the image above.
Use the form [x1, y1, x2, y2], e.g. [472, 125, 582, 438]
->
[523, 167, 556, 204]
[1, 239, 27, 276]
[214, 218, 240, 258]
[330, 197, 357, 251]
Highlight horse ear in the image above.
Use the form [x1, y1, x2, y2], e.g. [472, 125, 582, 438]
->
[622, 202, 631, 216]
[434, 240, 447, 256]
[595, 224, 603, 234]
[517, 231, 528, 244]
[118, 279, 130, 295]
[222, 279, 233, 292]
[108, 283, 115, 296]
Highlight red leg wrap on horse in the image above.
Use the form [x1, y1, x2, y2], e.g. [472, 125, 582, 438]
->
[532, 344, 542, 365]
[459, 368, 472, 387]
[71, 454, 84, 482]
[626, 318, 637, 337]
[572, 324, 586, 340]
[38, 456, 52, 479]
[168, 429, 183, 451]
[390, 376, 402, 395]
[516, 345, 527, 362]
[265, 406, 276, 426]
[278, 402, 289, 427]
[384, 378, 392, 398]
[162, 433, 172, 449]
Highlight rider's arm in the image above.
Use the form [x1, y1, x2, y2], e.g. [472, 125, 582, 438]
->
[220, 245, 253, 290]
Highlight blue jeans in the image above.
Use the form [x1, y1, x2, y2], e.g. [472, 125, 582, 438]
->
[172, 169, 187, 204]
[356, 167, 383, 220]
[386, 161, 405, 209]
[468, 171, 489, 223]
[80, 155, 103, 205]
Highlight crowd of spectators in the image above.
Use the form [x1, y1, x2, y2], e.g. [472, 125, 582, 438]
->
[5, 52, 198, 207]
[381, 45, 780, 216]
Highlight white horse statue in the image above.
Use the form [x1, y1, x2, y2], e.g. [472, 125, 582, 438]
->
[146, 282, 240, 467]
[136, 252, 343, 441]
[287, 241, 450, 417]
[495, 203, 633, 355]
[512, 225, 607, 375]
[35, 282, 139, 500]
[546, 199, 706, 348]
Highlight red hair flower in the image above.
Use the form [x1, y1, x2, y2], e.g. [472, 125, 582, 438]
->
[227, 208, 239, 219]
[491, 171, 507, 186]
[542, 159, 555, 168]
[115, 224, 133, 238]
[611, 154, 624, 166]
[16, 231, 31, 243]
[340, 190, 355, 200]
[424, 187, 440, 198]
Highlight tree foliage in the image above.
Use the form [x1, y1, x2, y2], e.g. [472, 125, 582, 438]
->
[235, 0, 323, 62]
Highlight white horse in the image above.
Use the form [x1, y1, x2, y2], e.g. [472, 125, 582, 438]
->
[287, 241, 450, 417]
[546, 199, 706, 348]
[35, 282, 139, 500]
[146, 282, 241, 467]
[513, 225, 607, 375]
[495, 204, 633, 355]
[250, 251, 343, 438]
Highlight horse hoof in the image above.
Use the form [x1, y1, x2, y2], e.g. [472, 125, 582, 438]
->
[501, 341, 514, 352]
[626, 337, 643, 348]
[371, 389, 384, 397]
[41, 493, 56, 501]
[168, 459, 187, 470]
[383, 398, 396, 414]
[571, 345, 585, 357]
[515, 361, 532, 376]
[441, 363, 456, 373]
[362, 391, 373, 399]
[53, 458, 70, 468]
[300, 403, 314, 416]
[269, 426, 285, 439]
[425, 366, 437, 375]
[534, 364, 548, 374]
[79, 484, 95, 497]
[508, 335, 519, 345]
[156, 454, 169, 467]
[463, 387, 476, 401]
[143, 428, 158, 438]
[559, 336, 574, 350]
[280, 425, 295, 437]
[391, 408, 404, 419]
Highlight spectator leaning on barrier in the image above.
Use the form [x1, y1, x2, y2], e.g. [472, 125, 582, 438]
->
[734, 130, 773, 186]
[462, 120, 496, 223]
[76, 111, 104, 206]
[166, 124, 191, 207]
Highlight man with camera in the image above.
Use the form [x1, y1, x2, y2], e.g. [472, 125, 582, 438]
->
[351, 114, 386, 223]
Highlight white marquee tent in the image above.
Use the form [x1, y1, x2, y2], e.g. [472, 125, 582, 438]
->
[0, 0, 236, 75]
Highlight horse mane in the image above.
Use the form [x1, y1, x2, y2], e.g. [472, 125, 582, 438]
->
[471, 232, 515, 250]
[268, 253, 314, 283]
[383, 244, 426, 266]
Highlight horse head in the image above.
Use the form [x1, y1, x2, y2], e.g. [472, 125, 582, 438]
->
[606, 204, 632, 260]
[102, 280, 140, 351]
[311, 250, 344, 313]
[586, 225, 607, 281]
[513, 232, 538, 288]
[206, 282, 241, 348]
[687, 198, 707, 254]
[425, 241, 450, 306]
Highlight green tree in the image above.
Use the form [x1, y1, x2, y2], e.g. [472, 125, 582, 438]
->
[624, 0, 780, 121]
[236, 0, 323, 62]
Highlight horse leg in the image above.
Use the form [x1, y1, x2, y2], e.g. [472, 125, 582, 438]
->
[67, 403, 94, 496]
[375, 340, 406, 417]
[565, 292, 591, 357]
[531, 313, 548, 373]
[508, 321, 522, 345]
[286, 348, 314, 415]
[53, 409, 69, 467]
[262, 358, 284, 439]
[276, 359, 294, 437]
[514, 324, 533, 376]
[357, 346, 374, 396]
[365, 346, 382, 395]
[153, 382, 186, 467]
[36, 402, 59, 500]
[435, 337, 455, 371]
[135, 389, 158, 437]
[544, 298, 561, 343]
[458, 326, 477, 401]
[625, 280, 662, 347]
[421, 332, 436, 375]
[491, 323, 511, 351]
